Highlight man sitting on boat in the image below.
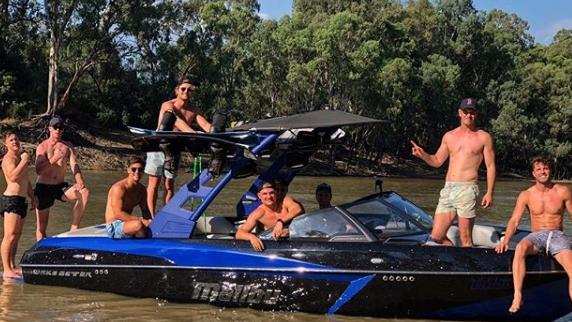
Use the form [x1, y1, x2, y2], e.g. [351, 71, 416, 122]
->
[495, 157, 572, 313]
[273, 178, 305, 215]
[315, 182, 333, 209]
[105, 157, 151, 238]
[235, 181, 304, 251]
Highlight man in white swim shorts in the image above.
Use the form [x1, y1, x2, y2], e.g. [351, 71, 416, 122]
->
[411, 98, 496, 246]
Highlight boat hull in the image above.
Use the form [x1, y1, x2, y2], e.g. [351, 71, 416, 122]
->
[21, 237, 571, 321]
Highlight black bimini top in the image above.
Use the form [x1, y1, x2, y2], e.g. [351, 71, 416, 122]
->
[231, 110, 385, 132]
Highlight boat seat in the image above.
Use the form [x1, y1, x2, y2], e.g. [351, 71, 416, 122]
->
[446, 224, 501, 248]
[195, 216, 237, 238]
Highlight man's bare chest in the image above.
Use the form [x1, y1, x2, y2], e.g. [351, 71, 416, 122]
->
[449, 135, 484, 155]
[529, 192, 564, 215]
[178, 108, 198, 123]
[122, 192, 141, 210]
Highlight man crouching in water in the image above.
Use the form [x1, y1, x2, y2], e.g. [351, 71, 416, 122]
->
[236, 181, 304, 251]
[105, 157, 151, 238]
[1, 131, 36, 279]
[495, 157, 572, 313]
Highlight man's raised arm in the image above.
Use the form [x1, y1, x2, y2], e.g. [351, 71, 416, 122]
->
[410, 135, 450, 168]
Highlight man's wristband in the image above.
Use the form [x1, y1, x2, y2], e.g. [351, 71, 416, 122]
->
[277, 219, 285, 225]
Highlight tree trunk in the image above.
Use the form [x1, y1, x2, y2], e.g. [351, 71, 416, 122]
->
[46, 33, 59, 115]
[56, 60, 95, 112]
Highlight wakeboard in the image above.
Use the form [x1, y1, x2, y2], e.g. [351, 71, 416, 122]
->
[128, 127, 259, 156]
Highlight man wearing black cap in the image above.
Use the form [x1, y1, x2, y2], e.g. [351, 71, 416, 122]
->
[145, 78, 212, 216]
[34, 116, 90, 240]
[410, 98, 496, 247]
[235, 181, 304, 251]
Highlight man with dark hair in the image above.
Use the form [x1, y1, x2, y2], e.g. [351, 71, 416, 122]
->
[315, 182, 332, 209]
[236, 181, 304, 251]
[1, 131, 36, 278]
[145, 78, 212, 216]
[411, 98, 496, 246]
[105, 156, 151, 239]
[495, 157, 572, 313]
[34, 116, 90, 240]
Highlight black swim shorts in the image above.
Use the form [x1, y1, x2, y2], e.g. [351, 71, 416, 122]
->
[34, 182, 70, 211]
[1, 195, 28, 219]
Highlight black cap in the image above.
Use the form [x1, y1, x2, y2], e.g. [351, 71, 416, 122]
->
[316, 182, 332, 193]
[459, 98, 477, 110]
[49, 116, 63, 127]
[256, 181, 275, 193]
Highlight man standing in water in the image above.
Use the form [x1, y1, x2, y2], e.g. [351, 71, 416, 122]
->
[495, 158, 572, 313]
[145, 78, 212, 216]
[1, 131, 36, 278]
[411, 98, 495, 246]
[34, 116, 90, 240]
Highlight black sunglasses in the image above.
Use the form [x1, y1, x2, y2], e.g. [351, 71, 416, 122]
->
[179, 86, 195, 92]
[51, 125, 64, 130]
[130, 167, 144, 173]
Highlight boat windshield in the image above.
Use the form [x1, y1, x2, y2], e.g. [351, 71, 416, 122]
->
[259, 208, 365, 241]
[382, 192, 433, 230]
[341, 192, 432, 236]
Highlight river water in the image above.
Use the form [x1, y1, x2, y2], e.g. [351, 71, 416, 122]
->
[1, 171, 571, 321]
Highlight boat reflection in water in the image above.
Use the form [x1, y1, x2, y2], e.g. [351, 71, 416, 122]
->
[20, 111, 572, 321]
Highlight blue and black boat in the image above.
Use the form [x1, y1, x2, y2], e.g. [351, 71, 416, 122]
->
[20, 110, 571, 321]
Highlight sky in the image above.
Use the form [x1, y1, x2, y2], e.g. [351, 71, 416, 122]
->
[257, 0, 572, 45]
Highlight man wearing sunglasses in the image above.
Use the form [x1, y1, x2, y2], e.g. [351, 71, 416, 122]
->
[145, 78, 212, 216]
[34, 116, 90, 240]
[410, 98, 496, 247]
[105, 157, 150, 238]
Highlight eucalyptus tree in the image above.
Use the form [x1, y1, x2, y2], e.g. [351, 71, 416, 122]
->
[41, 0, 179, 118]
[0, 0, 45, 118]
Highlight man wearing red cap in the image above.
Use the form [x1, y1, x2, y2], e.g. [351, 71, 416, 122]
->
[411, 98, 496, 247]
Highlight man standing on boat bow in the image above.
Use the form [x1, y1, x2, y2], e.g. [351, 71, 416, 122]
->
[495, 157, 572, 313]
[411, 98, 496, 247]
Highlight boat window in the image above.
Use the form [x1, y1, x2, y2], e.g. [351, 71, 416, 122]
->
[383, 193, 433, 230]
[288, 209, 362, 239]
[259, 209, 363, 240]
[343, 199, 423, 236]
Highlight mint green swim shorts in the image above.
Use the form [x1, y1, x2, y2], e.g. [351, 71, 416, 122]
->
[435, 181, 479, 218]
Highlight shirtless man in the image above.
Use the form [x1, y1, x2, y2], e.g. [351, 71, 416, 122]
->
[411, 98, 495, 246]
[145, 78, 212, 216]
[1, 131, 36, 279]
[315, 182, 333, 209]
[273, 178, 305, 215]
[495, 157, 572, 313]
[236, 182, 304, 251]
[105, 157, 151, 238]
[34, 116, 90, 240]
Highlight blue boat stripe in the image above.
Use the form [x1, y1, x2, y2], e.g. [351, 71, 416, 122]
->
[327, 274, 374, 314]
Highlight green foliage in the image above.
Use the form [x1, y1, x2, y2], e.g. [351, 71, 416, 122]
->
[1, 0, 571, 177]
